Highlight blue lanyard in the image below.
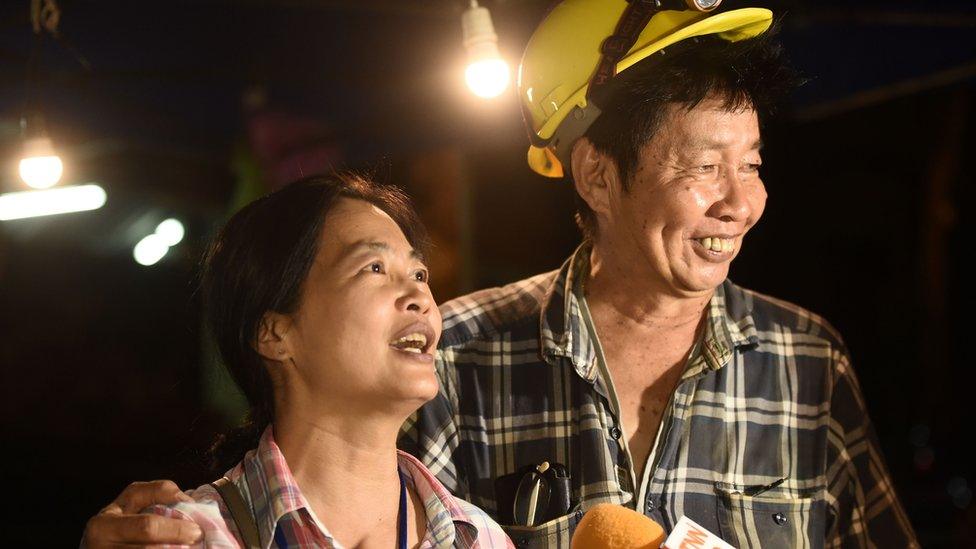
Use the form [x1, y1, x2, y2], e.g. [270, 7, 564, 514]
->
[397, 468, 408, 549]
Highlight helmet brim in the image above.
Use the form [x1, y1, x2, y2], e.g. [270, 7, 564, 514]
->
[528, 7, 773, 178]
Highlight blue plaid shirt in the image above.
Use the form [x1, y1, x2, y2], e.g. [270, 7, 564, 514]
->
[400, 243, 917, 548]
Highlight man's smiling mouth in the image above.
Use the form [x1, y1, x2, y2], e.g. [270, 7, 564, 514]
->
[695, 237, 735, 253]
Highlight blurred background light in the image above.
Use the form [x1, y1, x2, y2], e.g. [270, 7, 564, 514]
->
[462, 1, 509, 99]
[133, 233, 170, 266]
[19, 136, 64, 189]
[0, 183, 106, 221]
[155, 218, 185, 246]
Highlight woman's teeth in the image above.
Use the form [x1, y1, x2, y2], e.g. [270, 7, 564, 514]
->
[698, 237, 734, 253]
[392, 332, 427, 353]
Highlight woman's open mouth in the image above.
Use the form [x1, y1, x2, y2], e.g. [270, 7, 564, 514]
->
[388, 320, 436, 359]
[390, 332, 428, 354]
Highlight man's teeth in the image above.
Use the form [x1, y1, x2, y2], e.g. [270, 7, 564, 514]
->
[392, 332, 427, 353]
[698, 237, 734, 253]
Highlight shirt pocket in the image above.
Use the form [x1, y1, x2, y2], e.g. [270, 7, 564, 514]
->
[501, 509, 583, 549]
[716, 490, 823, 549]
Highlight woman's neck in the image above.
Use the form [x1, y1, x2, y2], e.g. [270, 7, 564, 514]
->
[273, 399, 418, 548]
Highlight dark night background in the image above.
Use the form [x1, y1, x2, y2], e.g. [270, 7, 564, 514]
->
[0, 0, 974, 546]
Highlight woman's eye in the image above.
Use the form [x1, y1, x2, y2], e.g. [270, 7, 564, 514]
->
[368, 262, 384, 274]
[414, 269, 430, 283]
[696, 165, 717, 174]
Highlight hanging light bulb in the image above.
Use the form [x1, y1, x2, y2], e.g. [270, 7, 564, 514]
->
[462, 1, 510, 99]
[19, 135, 64, 189]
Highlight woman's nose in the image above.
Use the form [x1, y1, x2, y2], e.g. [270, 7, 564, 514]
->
[398, 283, 433, 314]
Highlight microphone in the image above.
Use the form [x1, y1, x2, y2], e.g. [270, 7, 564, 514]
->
[571, 503, 666, 549]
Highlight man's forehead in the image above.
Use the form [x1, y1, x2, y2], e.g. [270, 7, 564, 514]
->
[683, 135, 763, 151]
[662, 107, 762, 149]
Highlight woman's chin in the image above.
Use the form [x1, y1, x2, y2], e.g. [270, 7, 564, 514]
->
[411, 374, 441, 402]
[388, 369, 440, 405]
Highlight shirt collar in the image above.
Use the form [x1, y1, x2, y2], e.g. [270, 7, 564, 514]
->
[234, 427, 333, 548]
[396, 450, 481, 548]
[232, 428, 481, 549]
[684, 281, 760, 379]
[538, 242, 599, 382]
[537, 242, 760, 382]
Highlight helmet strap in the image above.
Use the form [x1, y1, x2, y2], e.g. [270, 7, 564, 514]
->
[588, 0, 664, 100]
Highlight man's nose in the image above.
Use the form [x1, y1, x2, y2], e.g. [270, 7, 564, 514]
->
[710, 170, 752, 222]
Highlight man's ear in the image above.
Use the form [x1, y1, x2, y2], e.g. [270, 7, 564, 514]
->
[255, 312, 293, 362]
[570, 138, 620, 221]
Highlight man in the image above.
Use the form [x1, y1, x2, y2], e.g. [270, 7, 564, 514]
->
[83, 1, 918, 547]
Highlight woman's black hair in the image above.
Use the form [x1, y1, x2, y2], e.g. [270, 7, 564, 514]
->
[203, 173, 429, 472]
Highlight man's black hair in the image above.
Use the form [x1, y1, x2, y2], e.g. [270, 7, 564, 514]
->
[576, 26, 801, 240]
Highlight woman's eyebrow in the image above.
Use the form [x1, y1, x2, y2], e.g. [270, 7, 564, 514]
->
[339, 240, 423, 262]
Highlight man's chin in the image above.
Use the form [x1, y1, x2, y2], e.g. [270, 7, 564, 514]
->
[676, 267, 729, 295]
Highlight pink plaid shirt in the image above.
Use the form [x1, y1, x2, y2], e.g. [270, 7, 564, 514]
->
[145, 428, 513, 548]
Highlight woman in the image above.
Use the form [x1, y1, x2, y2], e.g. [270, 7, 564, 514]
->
[146, 174, 512, 548]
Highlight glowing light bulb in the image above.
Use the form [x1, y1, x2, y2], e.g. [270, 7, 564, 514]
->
[19, 137, 63, 189]
[155, 218, 185, 246]
[133, 234, 170, 266]
[465, 59, 510, 99]
[462, 2, 509, 99]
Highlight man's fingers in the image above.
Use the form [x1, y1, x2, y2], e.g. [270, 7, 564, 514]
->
[115, 480, 191, 513]
[85, 513, 202, 546]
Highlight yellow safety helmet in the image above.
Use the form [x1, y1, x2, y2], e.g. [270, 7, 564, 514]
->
[518, 1, 773, 178]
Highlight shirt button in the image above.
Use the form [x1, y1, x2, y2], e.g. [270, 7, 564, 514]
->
[516, 537, 530, 547]
[772, 512, 788, 526]
[609, 426, 622, 440]
[646, 499, 657, 512]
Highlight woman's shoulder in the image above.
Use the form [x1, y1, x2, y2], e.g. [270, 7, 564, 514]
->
[142, 482, 243, 547]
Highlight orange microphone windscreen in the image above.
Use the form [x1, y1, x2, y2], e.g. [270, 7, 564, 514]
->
[571, 503, 666, 549]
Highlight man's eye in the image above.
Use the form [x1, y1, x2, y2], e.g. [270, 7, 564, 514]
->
[742, 163, 762, 173]
[696, 165, 717, 174]
[414, 269, 430, 283]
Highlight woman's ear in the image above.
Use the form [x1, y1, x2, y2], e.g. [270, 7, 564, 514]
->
[256, 312, 293, 362]
[571, 138, 620, 224]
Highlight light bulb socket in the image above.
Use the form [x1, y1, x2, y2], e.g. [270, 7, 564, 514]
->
[462, 5, 500, 61]
[22, 136, 56, 158]
[20, 111, 50, 140]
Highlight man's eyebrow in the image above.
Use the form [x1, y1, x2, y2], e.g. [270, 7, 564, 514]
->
[685, 137, 764, 151]
[340, 240, 424, 262]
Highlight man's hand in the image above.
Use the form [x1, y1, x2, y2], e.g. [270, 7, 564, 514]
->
[82, 480, 203, 548]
